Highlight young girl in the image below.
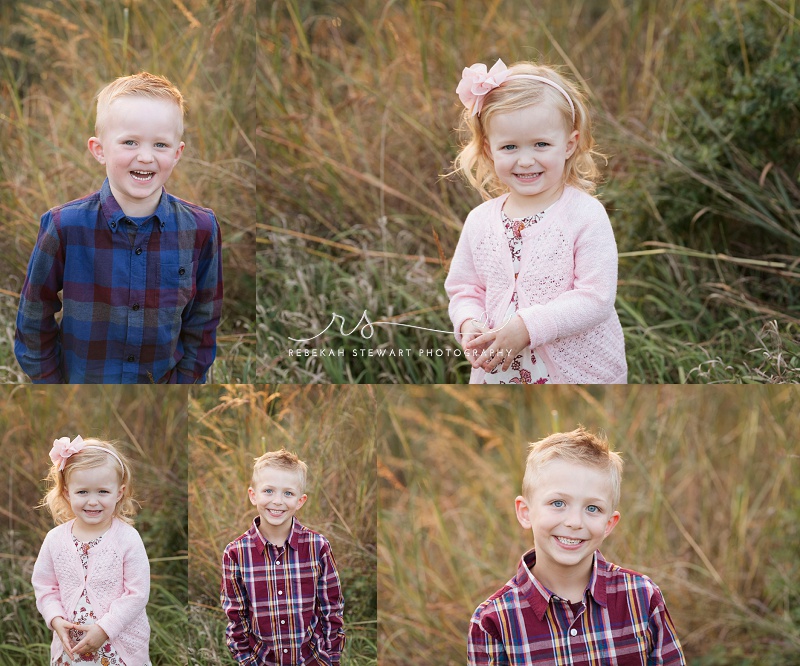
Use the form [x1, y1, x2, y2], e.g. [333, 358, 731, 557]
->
[445, 59, 627, 384]
[32, 436, 151, 666]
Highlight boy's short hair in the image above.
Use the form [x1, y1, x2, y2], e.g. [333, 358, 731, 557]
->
[251, 448, 308, 492]
[95, 71, 186, 137]
[522, 427, 623, 509]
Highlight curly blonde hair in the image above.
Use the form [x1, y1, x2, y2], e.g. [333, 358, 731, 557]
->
[453, 61, 603, 201]
[40, 438, 138, 525]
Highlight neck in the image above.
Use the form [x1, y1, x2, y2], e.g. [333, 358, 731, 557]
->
[532, 553, 594, 602]
[258, 517, 293, 546]
[109, 182, 160, 218]
[72, 516, 114, 541]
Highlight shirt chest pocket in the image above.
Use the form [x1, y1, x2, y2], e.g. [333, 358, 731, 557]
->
[156, 261, 197, 310]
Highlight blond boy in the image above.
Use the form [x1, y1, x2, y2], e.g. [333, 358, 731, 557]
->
[15, 72, 222, 384]
[468, 428, 685, 665]
[221, 449, 345, 665]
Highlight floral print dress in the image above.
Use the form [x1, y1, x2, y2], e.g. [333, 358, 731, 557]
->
[52, 535, 127, 666]
[483, 210, 551, 385]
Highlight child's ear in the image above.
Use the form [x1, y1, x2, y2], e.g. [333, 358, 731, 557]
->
[88, 137, 106, 164]
[515, 495, 532, 530]
[604, 510, 620, 537]
[247, 486, 257, 506]
[565, 130, 579, 158]
[116, 485, 125, 503]
[173, 141, 185, 163]
[296, 493, 308, 510]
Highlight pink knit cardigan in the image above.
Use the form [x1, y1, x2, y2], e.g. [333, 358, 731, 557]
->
[32, 518, 151, 665]
[445, 187, 628, 384]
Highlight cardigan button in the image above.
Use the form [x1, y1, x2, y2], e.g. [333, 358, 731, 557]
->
[127, 355, 135, 362]
[570, 628, 578, 637]
[135, 247, 143, 255]
[178, 267, 186, 276]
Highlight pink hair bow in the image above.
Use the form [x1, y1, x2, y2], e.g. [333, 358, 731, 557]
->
[49, 435, 86, 471]
[456, 59, 511, 117]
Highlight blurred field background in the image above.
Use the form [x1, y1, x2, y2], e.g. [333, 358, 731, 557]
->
[188, 384, 378, 665]
[378, 385, 800, 665]
[0, 0, 257, 383]
[0, 385, 189, 666]
[260, 0, 800, 383]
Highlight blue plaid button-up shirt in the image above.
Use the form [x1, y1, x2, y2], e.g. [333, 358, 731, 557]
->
[15, 179, 223, 383]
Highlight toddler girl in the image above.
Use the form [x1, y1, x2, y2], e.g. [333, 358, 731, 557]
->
[445, 59, 627, 384]
[32, 436, 151, 665]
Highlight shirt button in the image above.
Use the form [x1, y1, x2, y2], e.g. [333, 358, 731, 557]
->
[127, 355, 135, 362]
[132, 303, 140, 311]
[280, 620, 285, 625]
[110, 222, 117, 229]
[278, 590, 283, 595]
[178, 267, 186, 276]
[135, 247, 142, 255]
[570, 628, 578, 637]
[275, 561, 280, 565]
[283, 649, 288, 654]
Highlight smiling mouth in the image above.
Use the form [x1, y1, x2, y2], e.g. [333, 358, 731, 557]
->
[131, 171, 155, 182]
[267, 509, 286, 517]
[84, 509, 103, 516]
[514, 172, 543, 182]
[555, 536, 584, 545]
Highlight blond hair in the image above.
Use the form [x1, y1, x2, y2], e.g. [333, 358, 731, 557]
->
[522, 427, 623, 510]
[94, 71, 186, 137]
[40, 438, 137, 525]
[453, 61, 603, 201]
[252, 448, 308, 492]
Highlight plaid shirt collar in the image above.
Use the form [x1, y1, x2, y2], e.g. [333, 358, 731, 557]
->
[249, 515, 303, 555]
[98, 177, 169, 233]
[516, 548, 608, 621]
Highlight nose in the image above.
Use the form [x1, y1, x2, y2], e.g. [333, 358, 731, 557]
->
[517, 149, 536, 168]
[137, 148, 154, 163]
[563, 507, 583, 529]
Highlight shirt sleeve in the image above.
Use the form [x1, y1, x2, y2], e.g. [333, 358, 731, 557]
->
[468, 602, 510, 666]
[31, 531, 66, 630]
[14, 210, 66, 383]
[317, 540, 346, 663]
[221, 543, 255, 664]
[175, 210, 223, 383]
[95, 530, 151, 641]
[516, 204, 619, 349]
[647, 585, 686, 665]
[444, 213, 489, 343]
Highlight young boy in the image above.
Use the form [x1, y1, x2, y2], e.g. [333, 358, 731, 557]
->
[15, 72, 222, 384]
[468, 428, 685, 665]
[221, 449, 345, 665]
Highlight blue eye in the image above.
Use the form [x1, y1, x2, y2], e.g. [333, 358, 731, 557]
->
[535, 141, 549, 148]
[552, 500, 565, 508]
[285, 491, 294, 497]
[124, 140, 136, 146]
[265, 489, 273, 494]
[155, 142, 168, 148]
[502, 144, 517, 151]
[587, 505, 600, 513]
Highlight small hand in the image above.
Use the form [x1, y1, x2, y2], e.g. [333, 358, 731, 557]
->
[51, 617, 78, 659]
[464, 315, 531, 372]
[459, 318, 490, 368]
[71, 623, 109, 657]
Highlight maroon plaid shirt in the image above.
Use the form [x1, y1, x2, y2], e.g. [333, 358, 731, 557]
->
[469, 549, 685, 665]
[221, 517, 345, 665]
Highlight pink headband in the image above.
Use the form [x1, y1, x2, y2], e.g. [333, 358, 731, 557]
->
[49, 435, 124, 472]
[456, 59, 576, 123]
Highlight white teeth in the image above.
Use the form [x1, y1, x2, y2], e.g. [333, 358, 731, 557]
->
[131, 171, 155, 181]
[556, 536, 582, 545]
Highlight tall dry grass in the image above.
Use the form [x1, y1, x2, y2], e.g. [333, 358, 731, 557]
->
[259, 0, 800, 383]
[188, 384, 378, 664]
[0, 385, 189, 666]
[378, 385, 800, 665]
[0, 0, 257, 383]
